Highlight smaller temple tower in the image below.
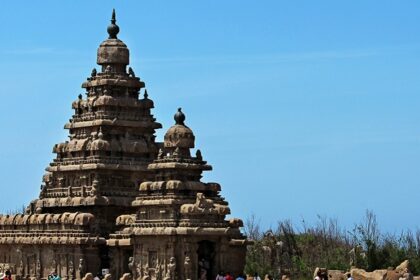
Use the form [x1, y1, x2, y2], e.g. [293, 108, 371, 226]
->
[108, 109, 247, 280]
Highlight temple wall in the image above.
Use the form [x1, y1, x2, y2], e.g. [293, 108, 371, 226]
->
[0, 245, 103, 280]
[108, 235, 246, 280]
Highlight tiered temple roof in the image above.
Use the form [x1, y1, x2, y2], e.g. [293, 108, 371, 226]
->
[29, 11, 162, 236]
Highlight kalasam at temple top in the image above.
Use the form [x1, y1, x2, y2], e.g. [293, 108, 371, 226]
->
[0, 9, 247, 280]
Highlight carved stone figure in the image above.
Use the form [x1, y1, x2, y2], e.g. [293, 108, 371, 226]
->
[157, 149, 163, 159]
[184, 256, 192, 280]
[18, 259, 24, 276]
[128, 257, 134, 275]
[128, 67, 135, 77]
[90, 179, 99, 197]
[105, 65, 112, 74]
[36, 257, 41, 278]
[78, 258, 86, 279]
[141, 266, 150, 280]
[155, 263, 161, 280]
[164, 257, 176, 280]
[82, 273, 94, 280]
[68, 260, 74, 280]
[195, 149, 202, 161]
[136, 262, 143, 280]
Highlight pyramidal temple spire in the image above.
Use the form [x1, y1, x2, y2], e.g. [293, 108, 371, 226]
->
[107, 8, 119, 39]
[98, 9, 129, 72]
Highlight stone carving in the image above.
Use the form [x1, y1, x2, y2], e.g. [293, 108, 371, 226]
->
[180, 193, 230, 216]
[141, 266, 150, 280]
[128, 67, 135, 77]
[36, 257, 41, 278]
[18, 259, 24, 276]
[136, 262, 143, 280]
[155, 262, 161, 280]
[184, 256, 191, 280]
[78, 259, 86, 279]
[120, 273, 132, 280]
[172, 147, 180, 157]
[105, 65, 112, 74]
[90, 179, 100, 197]
[164, 257, 175, 280]
[116, 215, 136, 226]
[104, 274, 112, 280]
[157, 149, 163, 160]
[68, 260, 74, 280]
[82, 273, 94, 280]
[198, 258, 210, 280]
[91, 68, 97, 77]
[228, 218, 244, 228]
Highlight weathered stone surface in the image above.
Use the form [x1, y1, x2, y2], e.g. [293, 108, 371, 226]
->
[315, 260, 416, 280]
[328, 270, 347, 280]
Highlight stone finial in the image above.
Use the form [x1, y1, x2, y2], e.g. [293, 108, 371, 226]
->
[107, 9, 120, 39]
[98, 127, 104, 139]
[173, 147, 180, 157]
[144, 90, 149, 99]
[78, 94, 83, 100]
[128, 67, 135, 77]
[91, 68, 97, 77]
[196, 149, 202, 161]
[157, 148, 164, 159]
[105, 65, 112, 74]
[174, 108, 185, 125]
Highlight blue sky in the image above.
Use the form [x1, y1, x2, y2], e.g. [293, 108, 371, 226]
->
[0, 1, 419, 233]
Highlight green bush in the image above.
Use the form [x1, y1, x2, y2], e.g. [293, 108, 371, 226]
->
[244, 211, 420, 279]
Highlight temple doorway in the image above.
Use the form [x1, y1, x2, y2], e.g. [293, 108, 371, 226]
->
[197, 240, 215, 280]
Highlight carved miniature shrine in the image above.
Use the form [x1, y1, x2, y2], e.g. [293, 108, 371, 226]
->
[0, 10, 247, 280]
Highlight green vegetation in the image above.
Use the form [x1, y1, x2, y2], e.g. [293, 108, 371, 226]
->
[244, 211, 420, 279]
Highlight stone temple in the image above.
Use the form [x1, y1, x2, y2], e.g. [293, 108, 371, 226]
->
[0, 10, 247, 280]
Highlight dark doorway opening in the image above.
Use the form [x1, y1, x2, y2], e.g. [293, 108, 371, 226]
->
[99, 245, 110, 275]
[197, 240, 215, 280]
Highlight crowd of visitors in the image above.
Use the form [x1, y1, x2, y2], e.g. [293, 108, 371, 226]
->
[0, 271, 12, 280]
[215, 271, 263, 280]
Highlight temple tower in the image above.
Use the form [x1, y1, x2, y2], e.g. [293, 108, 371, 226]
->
[32, 9, 161, 235]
